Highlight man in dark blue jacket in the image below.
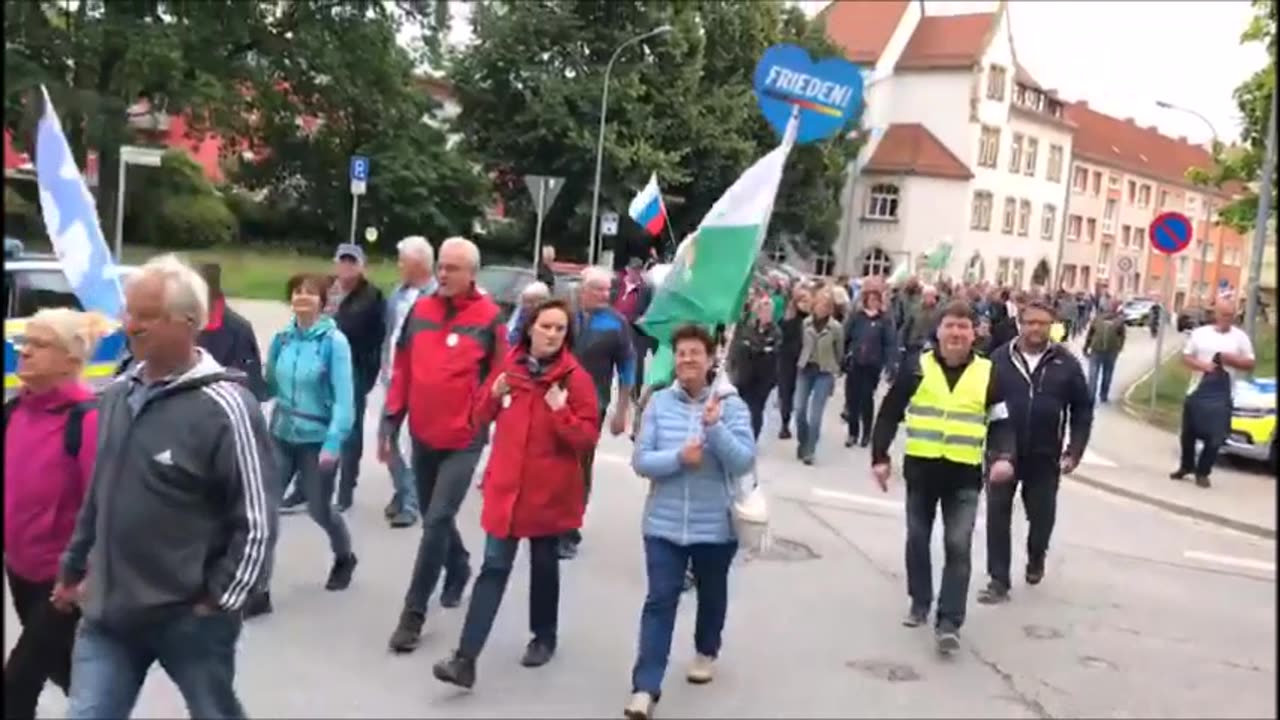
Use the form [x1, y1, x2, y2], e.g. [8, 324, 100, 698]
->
[979, 300, 1093, 604]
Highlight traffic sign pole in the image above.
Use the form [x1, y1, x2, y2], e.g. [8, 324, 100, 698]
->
[533, 178, 547, 271]
[1146, 210, 1193, 414]
[348, 195, 360, 245]
[1151, 271, 1173, 414]
[349, 155, 370, 246]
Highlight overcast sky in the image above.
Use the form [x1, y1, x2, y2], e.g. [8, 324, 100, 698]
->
[440, 0, 1267, 144]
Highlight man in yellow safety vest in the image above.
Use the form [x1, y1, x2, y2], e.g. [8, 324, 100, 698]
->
[869, 300, 1016, 655]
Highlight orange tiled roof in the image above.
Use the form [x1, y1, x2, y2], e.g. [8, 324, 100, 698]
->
[894, 12, 996, 71]
[821, 0, 910, 65]
[863, 123, 973, 180]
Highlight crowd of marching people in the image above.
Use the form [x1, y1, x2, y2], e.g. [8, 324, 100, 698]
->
[9, 228, 1200, 719]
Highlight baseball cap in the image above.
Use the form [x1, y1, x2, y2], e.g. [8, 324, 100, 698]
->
[334, 243, 365, 264]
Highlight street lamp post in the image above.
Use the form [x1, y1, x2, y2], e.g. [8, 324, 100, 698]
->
[587, 25, 673, 267]
[1156, 101, 1220, 307]
[1243, 94, 1277, 340]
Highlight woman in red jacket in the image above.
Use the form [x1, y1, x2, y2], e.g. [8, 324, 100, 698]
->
[432, 298, 600, 689]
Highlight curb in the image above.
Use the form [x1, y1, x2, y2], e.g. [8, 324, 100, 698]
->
[1066, 470, 1276, 540]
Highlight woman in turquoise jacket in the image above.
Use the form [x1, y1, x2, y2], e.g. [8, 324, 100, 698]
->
[624, 324, 756, 720]
[252, 273, 358, 616]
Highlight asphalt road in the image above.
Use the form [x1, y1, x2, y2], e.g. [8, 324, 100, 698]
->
[7, 300, 1275, 719]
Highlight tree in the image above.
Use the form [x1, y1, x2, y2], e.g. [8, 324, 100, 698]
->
[447, 0, 862, 260]
[1187, 0, 1276, 234]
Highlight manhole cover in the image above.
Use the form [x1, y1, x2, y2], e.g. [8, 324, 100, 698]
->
[846, 660, 921, 682]
[1022, 624, 1064, 640]
[1079, 655, 1117, 671]
[751, 536, 820, 562]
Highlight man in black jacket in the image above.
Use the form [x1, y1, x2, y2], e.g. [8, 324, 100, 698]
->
[979, 300, 1093, 604]
[329, 243, 387, 511]
[197, 264, 266, 400]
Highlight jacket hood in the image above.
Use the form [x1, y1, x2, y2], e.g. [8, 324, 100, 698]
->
[507, 347, 579, 386]
[124, 347, 234, 392]
[288, 315, 338, 340]
[670, 372, 739, 403]
[16, 378, 95, 408]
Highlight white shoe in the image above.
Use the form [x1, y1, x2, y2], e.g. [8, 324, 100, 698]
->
[623, 691, 655, 719]
[686, 653, 715, 684]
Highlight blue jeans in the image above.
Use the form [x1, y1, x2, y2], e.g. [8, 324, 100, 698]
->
[386, 423, 420, 516]
[905, 482, 980, 630]
[68, 613, 244, 719]
[457, 535, 560, 658]
[402, 441, 476, 615]
[1087, 352, 1118, 403]
[267, 439, 353, 584]
[631, 537, 737, 697]
[793, 366, 835, 459]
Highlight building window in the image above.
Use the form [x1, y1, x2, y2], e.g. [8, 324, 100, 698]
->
[1011, 259, 1026, 289]
[1062, 264, 1077, 289]
[1133, 226, 1145, 249]
[965, 253, 985, 282]
[1002, 197, 1017, 234]
[987, 64, 1007, 101]
[1023, 137, 1039, 176]
[1187, 194, 1199, 212]
[996, 257, 1010, 286]
[1103, 198, 1117, 233]
[1159, 189, 1170, 208]
[1138, 184, 1152, 208]
[1126, 179, 1137, 205]
[861, 248, 893, 277]
[814, 253, 835, 277]
[1067, 214, 1082, 240]
[1091, 171, 1102, 195]
[1108, 174, 1120, 189]
[1041, 204, 1057, 240]
[978, 126, 1001, 168]
[1086, 217, 1097, 243]
[766, 243, 787, 264]
[1017, 199, 1032, 236]
[971, 191, 994, 230]
[1081, 266, 1091, 289]
[1048, 145, 1064, 183]
[1121, 225, 1131, 247]
[1099, 243, 1112, 266]
[865, 183, 900, 220]
[1009, 134, 1024, 173]
[1072, 166, 1088, 192]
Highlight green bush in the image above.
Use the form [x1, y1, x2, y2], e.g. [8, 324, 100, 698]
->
[140, 194, 237, 249]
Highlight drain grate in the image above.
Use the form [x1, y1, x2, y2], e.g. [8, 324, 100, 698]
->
[846, 659, 922, 682]
[750, 536, 820, 562]
[1022, 624, 1065, 640]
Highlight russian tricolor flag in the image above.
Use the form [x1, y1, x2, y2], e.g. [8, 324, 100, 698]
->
[628, 172, 668, 237]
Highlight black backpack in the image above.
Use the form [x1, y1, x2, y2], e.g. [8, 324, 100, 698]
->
[3, 396, 97, 458]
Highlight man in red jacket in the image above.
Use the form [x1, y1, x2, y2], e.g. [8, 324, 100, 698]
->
[379, 237, 509, 654]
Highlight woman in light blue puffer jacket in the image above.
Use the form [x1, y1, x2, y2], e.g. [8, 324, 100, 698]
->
[624, 324, 756, 720]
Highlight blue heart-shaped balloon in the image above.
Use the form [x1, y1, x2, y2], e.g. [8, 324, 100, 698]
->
[753, 44, 864, 145]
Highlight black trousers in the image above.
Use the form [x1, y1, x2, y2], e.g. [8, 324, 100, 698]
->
[738, 377, 776, 440]
[777, 356, 800, 428]
[338, 377, 374, 504]
[843, 363, 880, 441]
[458, 535, 560, 658]
[4, 568, 78, 720]
[1179, 393, 1231, 478]
[985, 457, 1061, 588]
[566, 414, 607, 546]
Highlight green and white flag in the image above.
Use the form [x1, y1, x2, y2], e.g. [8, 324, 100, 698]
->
[639, 112, 799, 386]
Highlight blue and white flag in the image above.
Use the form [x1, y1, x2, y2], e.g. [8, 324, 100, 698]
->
[36, 85, 124, 319]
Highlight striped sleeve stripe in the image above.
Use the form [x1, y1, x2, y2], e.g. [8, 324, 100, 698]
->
[202, 382, 270, 610]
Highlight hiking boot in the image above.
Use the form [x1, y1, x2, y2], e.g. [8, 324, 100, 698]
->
[935, 622, 961, 655]
[557, 537, 579, 560]
[844, 435, 856, 448]
[686, 654, 715, 684]
[325, 553, 357, 591]
[243, 591, 273, 619]
[388, 509, 418, 528]
[778, 427, 792, 440]
[1025, 557, 1045, 586]
[388, 610, 425, 653]
[1169, 468, 1191, 481]
[623, 691, 656, 720]
[1194, 474, 1212, 488]
[432, 651, 476, 689]
[902, 606, 928, 628]
[976, 581, 1010, 605]
[520, 639, 555, 668]
[440, 565, 471, 609]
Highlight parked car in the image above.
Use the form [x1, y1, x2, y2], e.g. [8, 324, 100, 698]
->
[1177, 305, 1210, 332]
[1121, 298, 1157, 326]
[1223, 377, 1277, 472]
[476, 264, 583, 321]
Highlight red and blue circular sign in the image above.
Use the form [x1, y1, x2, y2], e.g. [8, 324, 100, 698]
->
[1149, 211, 1193, 255]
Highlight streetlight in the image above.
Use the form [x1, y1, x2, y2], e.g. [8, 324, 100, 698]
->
[1155, 100, 1220, 307]
[114, 145, 165, 262]
[587, 24, 674, 266]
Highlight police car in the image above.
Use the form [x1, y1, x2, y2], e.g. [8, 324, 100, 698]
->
[1224, 377, 1277, 470]
[4, 239, 133, 396]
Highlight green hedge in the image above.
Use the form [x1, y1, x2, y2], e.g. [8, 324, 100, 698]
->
[139, 194, 237, 249]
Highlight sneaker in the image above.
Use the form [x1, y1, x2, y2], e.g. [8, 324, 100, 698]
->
[388, 509, 418, 528]
[432, 651, 476, 689]
[1169, 468, 1191, 481]
[976, 581, 1010, 604]
[844, 435, 856, 448]
[388, 610, 425, 653]
[859, 435, 871, 448]
[935, 623, 961, 654]
[1194, 474, 1212, 488]
[280, 492, 306, 514]
[334, 501, 352, 513]
[440, 565, 471, 609]
[902, 606, 928, 628]
[243, 591, 273, 619]
[520, 639, 555, 668]
[801, 455, 815, 466]
[686, 653, 715, 684]
[623, 691, 656, 720]
[324, 553, 357, 591]
[1025, 557, 1045, 586]
[383, 500, 399, 519]
[778, 427, 792, 440]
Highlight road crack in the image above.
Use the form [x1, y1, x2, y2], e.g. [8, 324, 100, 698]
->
[967, 647, 1055, 719]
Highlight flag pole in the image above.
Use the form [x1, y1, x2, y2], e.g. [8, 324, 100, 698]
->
[660, 195, 678, 261]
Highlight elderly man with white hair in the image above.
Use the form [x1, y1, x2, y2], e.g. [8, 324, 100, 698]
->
[507, 281, 551, 344]
[58, 254, 276, 719]
[378, 235, 437, 528]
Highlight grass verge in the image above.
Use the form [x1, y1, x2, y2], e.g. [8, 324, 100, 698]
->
[1125, 322, 1276, 431]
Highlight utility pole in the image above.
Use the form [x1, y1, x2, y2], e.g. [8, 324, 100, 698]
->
[1244, 94, 1277, 341]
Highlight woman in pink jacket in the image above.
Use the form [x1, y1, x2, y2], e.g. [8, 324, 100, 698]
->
[4, 308, 110, 720]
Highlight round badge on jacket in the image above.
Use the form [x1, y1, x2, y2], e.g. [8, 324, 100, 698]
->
[446, 333, 459, 347]
[502, 394, 512, 409]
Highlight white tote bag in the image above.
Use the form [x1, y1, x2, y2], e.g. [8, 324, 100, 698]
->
[730, 468, 771, 554]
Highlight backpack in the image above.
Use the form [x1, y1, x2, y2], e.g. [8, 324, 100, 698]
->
[3, 396, 97, 458]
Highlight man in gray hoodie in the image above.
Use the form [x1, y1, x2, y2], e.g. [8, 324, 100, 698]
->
[55, 255, 277, 720]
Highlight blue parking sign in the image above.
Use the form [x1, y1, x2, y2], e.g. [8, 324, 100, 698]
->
[350, 155, 370, 182]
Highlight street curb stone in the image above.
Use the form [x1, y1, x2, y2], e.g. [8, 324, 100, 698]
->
[1065, 470, 1276, 540]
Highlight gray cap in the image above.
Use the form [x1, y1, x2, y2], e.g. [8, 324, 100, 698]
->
[334, 243, 365, 264]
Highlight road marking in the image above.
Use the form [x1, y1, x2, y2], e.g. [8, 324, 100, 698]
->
[1182, 550, 1276, 573]
[597, 452, 630, 465]
[811, 488, 902, 512]
[1079, 448, 1118, 468]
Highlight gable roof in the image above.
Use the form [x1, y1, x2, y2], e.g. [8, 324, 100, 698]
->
[1064, 101, 1240, 197]
[894, 12, 996, 71]
[821, 0, 910, 66]
[863, 123, 973, 180]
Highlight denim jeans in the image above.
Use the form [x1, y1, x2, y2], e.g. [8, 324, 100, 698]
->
[1087, 352, 1118, 403]
[793, 366, 835, 459]
[402, 440, 477, 615]
[458, 535, 560, 658]
[985, 457, 1060, 588]
[631, 537, 737, 697]
[905, 482, 980, 629]
[68, 613, 245, 719]
[268, 439, 353, 581]
[385, 423, 420, 516]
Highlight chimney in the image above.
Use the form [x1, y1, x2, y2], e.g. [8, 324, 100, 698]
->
[1146, 125, 1158, 132]
[1124, 117, 1135, 125]
[1177, 135, 1187, 144]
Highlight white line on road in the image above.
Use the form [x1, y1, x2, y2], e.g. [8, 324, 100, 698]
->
[597, 452, 630, 465]
[811, 487, 902, 512]
[1079, 448, 1118, 468]
[1182, 551, 1276, 573]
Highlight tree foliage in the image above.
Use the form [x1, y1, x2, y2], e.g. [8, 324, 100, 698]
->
[447, 0, 861, 260]
[1187, 0, 1276, 234]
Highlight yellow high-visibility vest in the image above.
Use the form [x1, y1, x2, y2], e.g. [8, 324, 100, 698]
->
[903, 351, 992, 466]
[1049, 322, 1066, 342]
